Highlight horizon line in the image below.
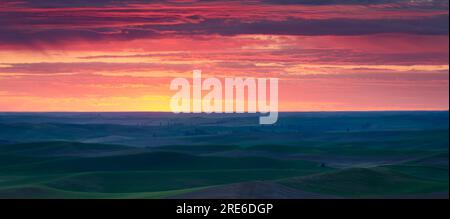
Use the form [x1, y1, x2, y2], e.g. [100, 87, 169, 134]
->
[0, 110, 448, 113]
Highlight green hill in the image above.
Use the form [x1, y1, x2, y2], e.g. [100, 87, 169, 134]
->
[279, 167, 448, 197]
[0, 141, 133, 157]
[1, 151, 326, 174]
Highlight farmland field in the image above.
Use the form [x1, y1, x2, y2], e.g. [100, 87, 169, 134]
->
[0, 111, 448, 198]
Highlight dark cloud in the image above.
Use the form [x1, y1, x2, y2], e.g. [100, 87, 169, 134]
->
[0, 14, 447, 45]
[2, 0, 157, 8]
[262, 0, 447, 6]
[262, 0, 398, 5]
[0, 27, 164, 45]
[291, 72, 450, 82]
[157, 14, 449, 36]
[3, 0, 448, 9]
[0, 0, 448, 46]
[2, 0, 244, 8]
[76, 47, 449, 66]
[0, 62, 192, 74]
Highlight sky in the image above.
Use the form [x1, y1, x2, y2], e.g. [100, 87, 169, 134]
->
[0, 0, 448, 112]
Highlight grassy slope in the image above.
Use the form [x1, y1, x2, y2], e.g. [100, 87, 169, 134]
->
[0, 142, 331, 198]
[0, 138, 447, 198]
[44, 169, 328, 193]
[279, 167, 448, 197]
[0, 185, 203, 199]
[0, 151, 325, 174]
[278, 152, 449, 197]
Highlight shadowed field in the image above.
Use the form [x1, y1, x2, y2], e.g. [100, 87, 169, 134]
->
[0, 112, 448, 198]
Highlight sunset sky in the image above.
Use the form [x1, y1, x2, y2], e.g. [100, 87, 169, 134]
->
[0, 0, 448, 112]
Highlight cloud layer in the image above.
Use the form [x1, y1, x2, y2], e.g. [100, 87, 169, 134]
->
[0, 0, 448, 111]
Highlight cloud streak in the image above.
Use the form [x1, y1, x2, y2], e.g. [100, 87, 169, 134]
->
[0, 0, 448, 111]
[0, 0, 448, 45]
